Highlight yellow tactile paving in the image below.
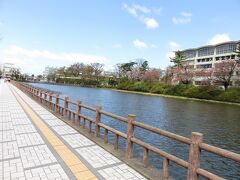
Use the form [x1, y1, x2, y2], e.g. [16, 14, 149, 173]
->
[10, 86, 97, 180]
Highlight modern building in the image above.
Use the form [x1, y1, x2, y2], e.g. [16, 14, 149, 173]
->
[0, 62, 19, 78]
[179, 40, 240, 86]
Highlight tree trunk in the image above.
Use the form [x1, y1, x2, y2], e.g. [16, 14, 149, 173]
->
[224, 82, 229, 91]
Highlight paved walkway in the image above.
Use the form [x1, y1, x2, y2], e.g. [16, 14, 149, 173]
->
[0, 80, 146, 180]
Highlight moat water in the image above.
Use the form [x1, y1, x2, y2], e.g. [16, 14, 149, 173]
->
[30, 83, 240, 179]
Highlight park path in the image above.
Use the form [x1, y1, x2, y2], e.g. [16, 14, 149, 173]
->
[0, 80, 146, 180]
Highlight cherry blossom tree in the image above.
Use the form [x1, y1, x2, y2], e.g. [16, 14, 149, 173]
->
[171, 63, 194, 85]
[142, 68, 161, 83]
[212, 59, 240, 90]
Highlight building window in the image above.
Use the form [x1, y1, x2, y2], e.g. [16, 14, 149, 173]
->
[216, 43, 237, 54]
[231, 55, 235, 59]
[183, 50, 196, 58]
[198, 47, 214, 57]
[216, 57, 220, 61]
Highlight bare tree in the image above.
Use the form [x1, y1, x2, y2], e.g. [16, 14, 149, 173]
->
[90, 63, 104, 79]
[66, 63, 85, 77]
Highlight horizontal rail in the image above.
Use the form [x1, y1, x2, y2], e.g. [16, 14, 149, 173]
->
[200, 143, 240, 162]
[78, 114, 94, 122]
[100, 110, 128, 123]
[99, 123, 127, 139]
[133, 121, 191, 145]
[196, 168, 224, 180]
[80, 104, 96, 111]
[131, 137, 189, 168]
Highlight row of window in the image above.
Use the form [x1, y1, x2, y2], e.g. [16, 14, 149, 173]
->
[197, 58, 213, 63]
[182, 43, 238, 58]
[196, 64, 212, 69]
[216, 44, 237, 54]
[198, 47, 214, 57]
[215, 55, 235, 61]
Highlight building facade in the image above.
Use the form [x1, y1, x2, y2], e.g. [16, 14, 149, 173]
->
[179, 40, 240, 86]
[0, 63, 19, 78]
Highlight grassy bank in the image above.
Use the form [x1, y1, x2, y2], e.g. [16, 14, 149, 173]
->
[116, 80, 240, 104]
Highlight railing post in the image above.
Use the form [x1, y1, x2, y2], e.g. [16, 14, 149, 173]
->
[163, 157, 169, 179]
[143, 148, 149, 167]
[49, 93, 52, 110]
[76, 100, 82, 126]
[64, 97, 69, 117]
[126, 114, 136, 159]
[187, 132, 203, 180]
[44, 92, 47, 104]
[40, 91, 43, 103]
[55, 94, 59, 113]
[95, 106, 102, 137]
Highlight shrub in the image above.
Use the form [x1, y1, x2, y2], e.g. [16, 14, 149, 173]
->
[133, 81, 150, 92]
[217, 88, 240, 103]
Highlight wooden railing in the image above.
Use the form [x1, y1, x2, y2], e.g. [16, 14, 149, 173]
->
[11, 81, 240, 180]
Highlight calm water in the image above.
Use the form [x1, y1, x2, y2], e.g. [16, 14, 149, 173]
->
[30, 83, 240, 179]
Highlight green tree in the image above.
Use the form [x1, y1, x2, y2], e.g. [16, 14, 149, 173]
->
[66, 63, 85, 77]
[170, 51, 186, 67]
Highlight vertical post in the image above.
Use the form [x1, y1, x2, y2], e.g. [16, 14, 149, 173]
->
[49, 93, 52, 110]
[163, 157, 169, 179]
[114, 134, 119, 150]
[187, 132, 203, 180]
[44, 92, 47, 104]
[143, 148, 149, 167]
[76, 100, 82, 126]
[104, 129, 108, 143]
[95, 106, 102, 137]
[126, 114, 136, 159]
[64, 97, 69, 117]
[40, 91, 43, 103]
[55, 95, 59, 113]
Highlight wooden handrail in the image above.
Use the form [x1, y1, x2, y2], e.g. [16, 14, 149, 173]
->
[100, 110, 128, 123]
[11, 81, 240, 180]
[133, 121, 191, 145]
[98, 123, 127, 139]
[200, 143, 240, 162]
[131, 137, 189, 168]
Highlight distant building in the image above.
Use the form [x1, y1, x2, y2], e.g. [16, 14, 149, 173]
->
[178, 40, 240, 86]
[0, 63, 19, 78]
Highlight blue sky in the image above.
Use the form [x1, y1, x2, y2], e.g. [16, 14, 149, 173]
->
[0, 0, 240, 74]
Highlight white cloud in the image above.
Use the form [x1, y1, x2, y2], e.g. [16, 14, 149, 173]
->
[133, 39, 148, 48]
[168, 41, 180, 50]
[133, 4, 150, 14]
[123, 3, 159, 29]
[1, 45, 107, 74]
[207, 33, 231, 45]
[123, 3, 138, 17]
[172, 12, 192, 24]
[143, 17, 159, 29]
[113, 43, 122, 48]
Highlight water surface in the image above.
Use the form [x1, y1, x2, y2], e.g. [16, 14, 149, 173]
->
[30, 83, 240, 179]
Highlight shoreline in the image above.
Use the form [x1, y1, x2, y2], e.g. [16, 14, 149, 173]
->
[113, 89, 240, 106]
[30, 81, 240, 106]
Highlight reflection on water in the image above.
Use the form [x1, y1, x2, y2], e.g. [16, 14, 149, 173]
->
[31, 83, 240, 179]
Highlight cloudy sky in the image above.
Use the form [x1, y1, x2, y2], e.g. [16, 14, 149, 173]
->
[0, 0, 239, 74]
